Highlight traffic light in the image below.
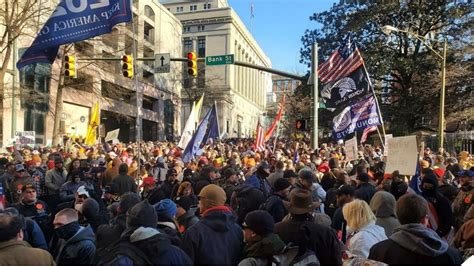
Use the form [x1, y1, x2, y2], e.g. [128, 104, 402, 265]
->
[187, 52, 197, 77]
[64, 55, 77, 78]
[122, 55, 134, 78]
[296, 119, 307, 131]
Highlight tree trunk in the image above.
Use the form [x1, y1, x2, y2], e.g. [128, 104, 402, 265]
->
[52, 55, 66, 146]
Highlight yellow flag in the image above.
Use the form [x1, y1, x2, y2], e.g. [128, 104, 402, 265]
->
[85, 102, 100, 146]
[194, 94, 204, 124]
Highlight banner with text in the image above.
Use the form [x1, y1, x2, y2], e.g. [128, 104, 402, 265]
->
[105, 128, 120, 142]
[15, 131, 36, 145]
[344, 136, 358, 162]
[385, 135, 418, 176]
[17, 0, 132, 68]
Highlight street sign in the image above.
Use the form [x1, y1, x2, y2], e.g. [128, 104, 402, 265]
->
[155, 53, 170, 73]
[206, 54, 234, 66]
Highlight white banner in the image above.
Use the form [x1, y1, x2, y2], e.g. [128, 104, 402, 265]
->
[385, 135, 418, 176]
[14, 131, 35, 145]
[383, 134, 393, 156]
[105, 129, 120, 142]
[344, 136, 358, 162]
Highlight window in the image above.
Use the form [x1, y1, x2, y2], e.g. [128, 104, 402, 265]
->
[184, 26, 191, 33]
[144, 21, 154, 43]
[203, 3, 211, 9]
[190, 5, 197, 11]
[198, 25, 205, 31]
[176, 6, 183, 12]
[144, 5, 155, 20]
[198, 37, 206, 57]
[183, 38, 193, 54]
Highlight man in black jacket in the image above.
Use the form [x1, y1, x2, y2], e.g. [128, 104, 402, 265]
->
[354, 173, 376, 204]
[112, 164, 137, 196]
[368, 194, 462, 264]
[264, 178, 290, 223]
[193, 166, 219, 195]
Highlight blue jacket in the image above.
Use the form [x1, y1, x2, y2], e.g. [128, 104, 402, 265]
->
[181, 206, 243, 265]
[55, 225, 96, 265]
[23, 217, 48, 250]
[245, 174, 272, 198]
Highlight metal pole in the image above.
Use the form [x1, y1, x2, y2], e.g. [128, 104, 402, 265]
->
[311, 43, 318, 150]
[438, 39, 447, 150]
[130, 2, 141, 179]
[11, 39, 17, 138]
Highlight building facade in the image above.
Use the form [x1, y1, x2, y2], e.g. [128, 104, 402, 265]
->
[162, 0, 272, 138]
[1, 0, 183, 145]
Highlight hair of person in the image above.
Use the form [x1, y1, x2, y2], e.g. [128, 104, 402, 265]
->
[421, 167, 433, 176]
[55, 208, 79, 222]
[342, 199, 376, 231]
[396, 194, 428, 225]
[0, 215, 23, 242]
[276, 160, 285, 170]
[355, 164, 368, 175]
[119, 163, 128, 174]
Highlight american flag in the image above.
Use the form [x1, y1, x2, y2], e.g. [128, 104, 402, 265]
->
[0, 182, 5, 210]
[361, 126, 377, 143]
[255, 119, 265, 152]
[318, 35, 364, 84]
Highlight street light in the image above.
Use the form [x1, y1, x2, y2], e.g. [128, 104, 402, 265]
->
[381, 25, 447, 149]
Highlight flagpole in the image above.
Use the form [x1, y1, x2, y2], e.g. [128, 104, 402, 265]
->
[214, 101, 221, 139]
[362, 62, 386, 144]
[376, 126, 385, 150]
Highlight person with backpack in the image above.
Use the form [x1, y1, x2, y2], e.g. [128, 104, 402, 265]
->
[275, 189, 342, 265]
[231, 184, 266, 225]
[154, 199, 181, 246]
[320, 158, 342, 191]
[222, 168, 240, 205]
[245, 162, 272, 199]
[95, 200, 192, 265]
[324, 171, 350, 219]
[263, 178, 290, 223]
[239, 210, 286, 266]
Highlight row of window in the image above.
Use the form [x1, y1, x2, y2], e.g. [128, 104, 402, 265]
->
[184, 25, 206, 32]
[174, 3, 211, 13]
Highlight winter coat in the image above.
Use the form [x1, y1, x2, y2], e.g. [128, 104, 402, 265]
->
[368, 223, 462, 264]
[452, 185, 473, 230]
[193, 175, 212, 195]
[264, 194, 288, 223]
[103, 158, 121, 186]
[112, 174, 137, 196]
[141, 186, 166, 205]
[453, 219, 474, 249]
[59, 180, 87, 202]
[424, 192, 454, 237]
[96, 214, 127, 250]
[267, 170, 284, 188]
[275, 214, 342, 265]
[176, 207, 199, 232]
[23, 217, 48, 250]
[55, 225, 96, 265]
[13, 199, 51, 237]
[239, 233, 286, 266]
[0, 240, 55, 266]
[355, 182, 377, 204]
[245, 174, 272, 199]
[45, 168, 67, 195]
[438, 183, 459, 202]
[156, 221, 182, 246]
[321, 169, 339, 192]
[181, 205, 244, 265]
[346, 222, 387, 258]
[160, 179, 179, 199]
[369, 191, 401, 236]
[223, 181, 239, 205]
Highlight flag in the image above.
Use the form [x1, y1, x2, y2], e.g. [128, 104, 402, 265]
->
[0, 181, 5, 210]
[318, 35, 364, 84]
[360, 126, 377, 143]
[182, 104, 219, 163]
[255, 119, 265, 152]
[178, 94, 204, 149]
[17, 0, 132, 68]
[332, 95, 381, 140]
[320, 66, 371, 108]
[264, 95, 285, 141]
[293, 143, 299, 163]
[250, 1, 255, 18]
[85, 102, 100, 146]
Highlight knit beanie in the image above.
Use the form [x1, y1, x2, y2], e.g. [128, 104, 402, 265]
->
[154, 199, 177, 221]
[127, 200, 157, 228]
[198, 184, 226, 209]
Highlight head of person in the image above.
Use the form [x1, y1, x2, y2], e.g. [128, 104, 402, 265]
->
[435, 155, 444, 165]
[74, 186, 90, 208]
[421, 173, 439, 198]
[356, 173, 370, 186]
[336, 171, 350, 185]
[273, 178, 291, 198]
[396, 194, 429, 226]
[126, 200, 158, 229]
[201, 165, 219, 180]
[329, 158, 339, 169]
[342, 199, 376, 232]
[104, 183, 119, 200]
[53, 208, 80, 240]
[140, 177, 156, 192]
[223, 168, 238, 184]
[275, 160, 285, 171]
[336, 185, 355, 207]
[256, 162, 271, 178]
[21, 184, 37, 204]
[167, 168, 178, 182]
[355, 162, 368, 176]
[283, 170, 298, 185]
[119, 163, 128, 175]
[458, 170, 474, 188]
[242, 210, 275, 243]
[369, 191, 396, 218]
[198, 184, 226, 214]
[288, 189, 319, 217]
[55, 158, 64, 170]
[174, 196, 194, 218]
[0, 215, 24, 242]
[71, 159, 81, 170]
[70, 169, 83, 183]
[118, 192, 141, 215]
[177, 181, 194, 197]
[298, 169, 315, 190]
[15, 164, 26, 177]
[154, 199, 177, 222]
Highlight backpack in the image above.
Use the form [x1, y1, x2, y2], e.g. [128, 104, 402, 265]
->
[95, 239, 152, 266]
[231, 184, 265, 223]
[324, 187, 338, 219]
[272, 243, 320, 266]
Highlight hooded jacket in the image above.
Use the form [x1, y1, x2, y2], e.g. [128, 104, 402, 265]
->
[181, 206, 244, 265]
[369, 191, 401, 236]
[55, 225, 96, 265]
[176, 207, 199, 232]
[239, 233, 286, 266]
[0, 240, 55, 266]
[368, 223, 462, 264]
[347, 222, 387, 258]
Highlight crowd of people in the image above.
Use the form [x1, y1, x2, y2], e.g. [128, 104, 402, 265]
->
[0, 139, 472, 265]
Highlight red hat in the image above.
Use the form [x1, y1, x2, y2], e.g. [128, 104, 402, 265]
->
[317, 163, 330, 174]
[139, 177, 155, 188]
[433, 168, 445, 178]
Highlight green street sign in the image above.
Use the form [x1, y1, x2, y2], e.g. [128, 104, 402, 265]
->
[206, 54, 234, 66]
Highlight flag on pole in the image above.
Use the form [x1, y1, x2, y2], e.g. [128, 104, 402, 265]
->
[250, 1, 255, 18]
[264, 95, 285, 141]
[360, 126, 377, 143]
[0, 181, 6, 210]
[183, 104, 219, 163]
[255, 119, 265, 152]
[318, 35, 364, 84]
[85, 102, 100, 146]
[178, 94, 204, 149]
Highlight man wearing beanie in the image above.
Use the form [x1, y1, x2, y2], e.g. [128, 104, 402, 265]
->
[239, 210, 286, 266]
[182, 184, 243, 264]
[245, 162, 272, 198]
[262, 178, 291, 223]
[96, 200, 192, 265]
[175, 196, 199, 233]
[154, 199, 181, 246]
[222, 168, 239, 205]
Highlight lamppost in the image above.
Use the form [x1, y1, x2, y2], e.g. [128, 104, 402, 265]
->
[381, 25, 447, 149]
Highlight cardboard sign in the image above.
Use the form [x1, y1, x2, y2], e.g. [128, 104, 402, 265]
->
[385, 135, 418, 176]
[383, 134, 393, 156]
[14, 131, 35, 145]
[105, 129, 120, 142]
[344, 136, 358, 162]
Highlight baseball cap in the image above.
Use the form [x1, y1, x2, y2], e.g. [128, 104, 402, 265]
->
[140, 177, 156, 188]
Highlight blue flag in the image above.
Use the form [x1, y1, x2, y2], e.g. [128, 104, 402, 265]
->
[183, 104, 219, 163]
[17, 0, 132, 69]
[332, 95, 381, 140]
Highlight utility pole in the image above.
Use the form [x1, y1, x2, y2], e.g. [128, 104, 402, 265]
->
[52, 47, 66, 146]
[311, 43, 318, 150]
[438, 39, 447, 150]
